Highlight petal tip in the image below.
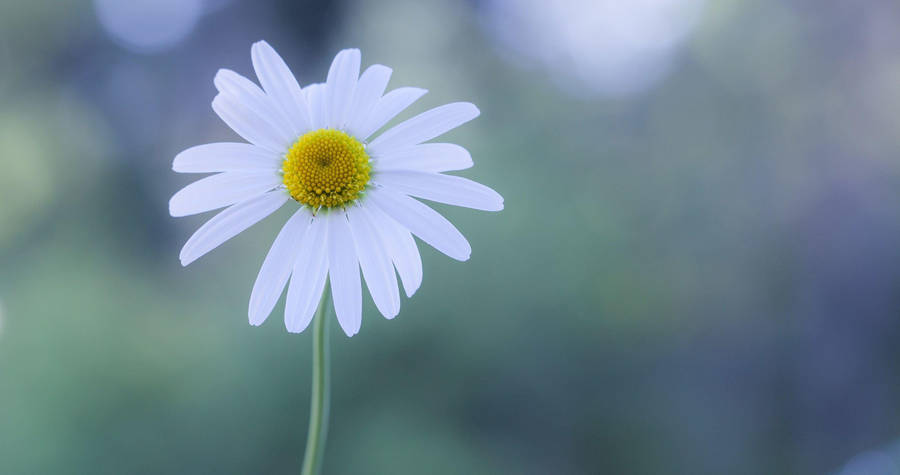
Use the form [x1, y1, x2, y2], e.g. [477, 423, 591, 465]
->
[465, 102, 481, 120]
[168, 197, 182, 218]
[248, 313, 265, 326]
[248, 302, 266, 327]
[404, 278, 421, 297]
[171, 155, 184, 172]
[285, 325, 305, 334]
[370, 64, 392, 75]
[212, 70, 234, 93]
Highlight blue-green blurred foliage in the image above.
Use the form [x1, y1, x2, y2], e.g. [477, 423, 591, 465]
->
[3, 0, 900, 474]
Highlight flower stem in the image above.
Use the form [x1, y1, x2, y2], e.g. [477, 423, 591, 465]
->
[301, 283, 331, 475]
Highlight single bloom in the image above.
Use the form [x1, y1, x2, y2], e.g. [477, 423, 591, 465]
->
[169, 41, 503, 336]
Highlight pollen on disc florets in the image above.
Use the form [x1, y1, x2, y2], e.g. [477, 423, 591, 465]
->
[282, 129, 371, 209]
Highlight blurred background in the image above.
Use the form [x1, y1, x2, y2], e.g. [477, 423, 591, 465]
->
[2, 0, 900, 473]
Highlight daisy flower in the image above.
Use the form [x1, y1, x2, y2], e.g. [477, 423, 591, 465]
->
[169, 41, 503, 337]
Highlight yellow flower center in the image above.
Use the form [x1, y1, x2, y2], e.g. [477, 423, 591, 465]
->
[282, 129, 371, 209]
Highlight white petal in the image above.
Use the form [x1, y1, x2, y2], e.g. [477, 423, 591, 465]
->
[365, 204, 423, 297]
[212, 94, 289, 154]
[250, 40, 312, 135]
[368, 102, 479, 155]
[214, 69, 294, 143]
[249, 208, 312, 326]
[357, 87, 428, 140]
[347, 207, 400, 319]
[172, 143, 281, 173]
[372, 143, 473, 173]
[367, 188, 471, 261]
[304, 83, 327, 131]
[345, 64, 392, 139]
[169, 171, 281, 217]
[179, 190, 288, 266]
[327, 212, 362, 336]
[374, 170, 503, 211]
[284, 217, 329, 333]
[391, 225, 423, 297]
[325, 49, 361, 129]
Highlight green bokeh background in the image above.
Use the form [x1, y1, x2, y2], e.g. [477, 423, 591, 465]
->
[3, 1, 900, 474]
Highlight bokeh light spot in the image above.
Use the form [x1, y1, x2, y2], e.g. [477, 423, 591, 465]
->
[481, 0, 706, 97]
[94, 0, 203, 53]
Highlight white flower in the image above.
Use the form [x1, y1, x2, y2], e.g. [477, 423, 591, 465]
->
[169, 42, 503, 337]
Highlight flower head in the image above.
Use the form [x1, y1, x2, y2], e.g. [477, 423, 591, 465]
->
[170, 42, 503, 336]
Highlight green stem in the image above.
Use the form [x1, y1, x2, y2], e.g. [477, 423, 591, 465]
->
[301, 283, 331, 475]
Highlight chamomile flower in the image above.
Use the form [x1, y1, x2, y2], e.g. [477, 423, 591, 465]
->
[169, 41, 503, 336]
